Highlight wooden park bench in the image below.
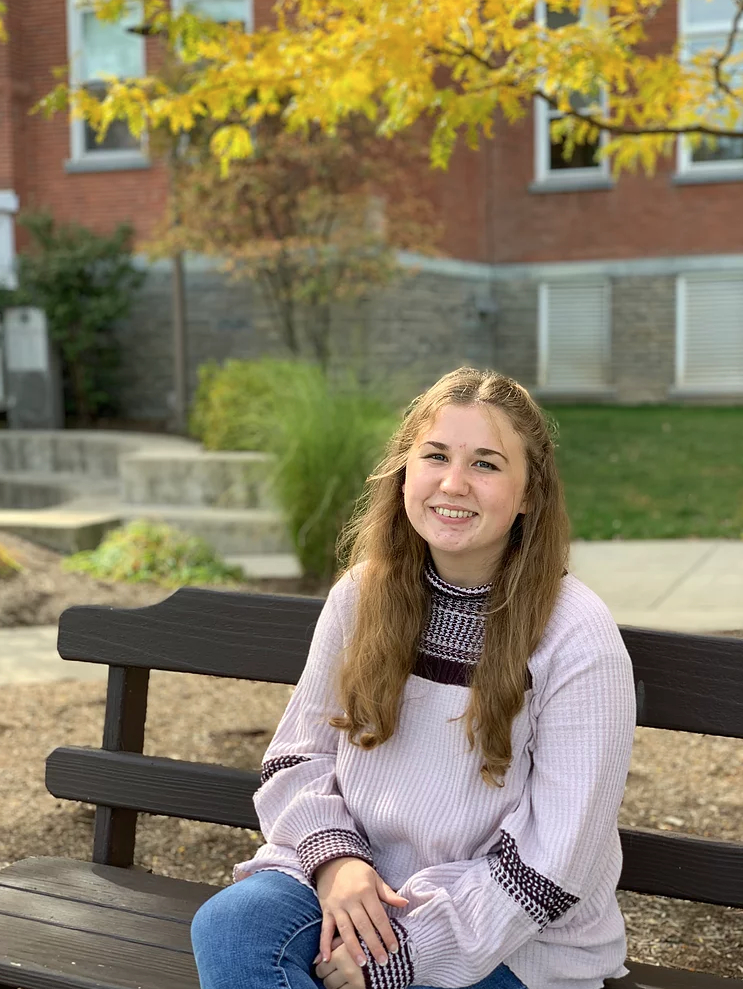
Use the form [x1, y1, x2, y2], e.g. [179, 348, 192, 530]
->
[0, 586, 741, 989]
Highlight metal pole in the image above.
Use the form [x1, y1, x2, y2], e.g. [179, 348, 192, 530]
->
[171, 250, 188, 433]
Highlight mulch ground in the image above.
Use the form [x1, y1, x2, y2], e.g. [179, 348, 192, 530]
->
[0, 530, 741, 981]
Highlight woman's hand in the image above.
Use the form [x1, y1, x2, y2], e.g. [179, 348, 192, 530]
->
[314, 935, 365, 989]
[314, 856, 409, 969]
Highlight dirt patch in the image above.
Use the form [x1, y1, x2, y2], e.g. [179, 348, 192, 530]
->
[0, 532, 741, 980]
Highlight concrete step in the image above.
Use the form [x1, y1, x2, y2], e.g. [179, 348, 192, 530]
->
[0, 502, 293, 558]
[119, 449, 278, 509]
[0, 430, 196, 479]
[0, 508, 123, 554]
[0, 470, 119, 511]
[114, 503, 292, 556]
[225, 553, 303, 580]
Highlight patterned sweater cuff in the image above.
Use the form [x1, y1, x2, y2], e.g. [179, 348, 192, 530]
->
[296, 828, 375, 887]
[359, 919, 414, 989]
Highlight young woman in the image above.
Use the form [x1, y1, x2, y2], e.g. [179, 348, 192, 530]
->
[191, 367, 636, 989]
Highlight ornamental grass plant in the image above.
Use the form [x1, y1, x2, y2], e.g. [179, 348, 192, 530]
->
[189, 358, 318, 452]
[263, 366, 398, 580]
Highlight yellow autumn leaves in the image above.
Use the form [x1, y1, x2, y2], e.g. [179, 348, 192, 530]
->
[18, 0, 743, 176]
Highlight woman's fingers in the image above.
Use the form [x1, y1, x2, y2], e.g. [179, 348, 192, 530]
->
[349, 903, 389, 965]
[365, 894, 401, 956]
[334, 912, 367, 967]
[319, 911, 337, 963]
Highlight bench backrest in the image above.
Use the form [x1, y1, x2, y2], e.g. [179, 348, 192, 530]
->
[49, 587, 743, 908]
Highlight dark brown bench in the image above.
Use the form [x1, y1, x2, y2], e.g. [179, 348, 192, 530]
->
[0, 586, 741, 989]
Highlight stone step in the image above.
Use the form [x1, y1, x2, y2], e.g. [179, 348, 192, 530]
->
[224, 553, 303, 580]
[0, 430, 195, 479]
[0, 470, 119, 511]
[0, 509, 123, 554]
[0, 503, 293, 558]
[113, 504, 293, 557]
[119, 449, 278, 509]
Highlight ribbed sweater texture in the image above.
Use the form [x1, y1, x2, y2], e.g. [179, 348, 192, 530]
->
[234, 559, 637, 989]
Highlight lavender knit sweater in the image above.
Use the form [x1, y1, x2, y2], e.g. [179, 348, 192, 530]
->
[234, 559, 636, 989]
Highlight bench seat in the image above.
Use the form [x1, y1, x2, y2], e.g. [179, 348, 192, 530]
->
[0, 858, 740, 989]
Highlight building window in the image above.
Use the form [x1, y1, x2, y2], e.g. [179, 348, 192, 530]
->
[678, 0, 743, 172]
[676, 274, 743, 391]
[538, 281, 611, 389]
[534, 2, 610, 185]
[172, 0, 253, 30]
[66, 2, 146, 164]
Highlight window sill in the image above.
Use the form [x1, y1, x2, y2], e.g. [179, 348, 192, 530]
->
[64, 156, 151, 174]
[533, 386, 618, 403]
[529, 176, 614, 194]
[673, 168, 743, 187]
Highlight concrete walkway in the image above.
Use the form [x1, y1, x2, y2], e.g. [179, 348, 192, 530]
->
[1, 539, 741, 685]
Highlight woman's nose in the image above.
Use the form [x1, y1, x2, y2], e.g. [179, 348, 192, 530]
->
[441, 463, 468, 493]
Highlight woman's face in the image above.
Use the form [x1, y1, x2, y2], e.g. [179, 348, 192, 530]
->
[402, 403, 530, 587]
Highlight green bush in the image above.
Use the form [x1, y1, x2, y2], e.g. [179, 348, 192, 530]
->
[0, 212, 144, 423]
[264, 367, 398, 580]
[189, 358, 317, 451]
[62, 519, 244, 588]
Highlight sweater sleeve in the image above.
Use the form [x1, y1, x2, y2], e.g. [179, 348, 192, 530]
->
[356, 606, 636, 989]
[253, 576, 375, 886]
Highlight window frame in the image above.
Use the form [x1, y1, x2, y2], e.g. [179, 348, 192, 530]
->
[677, 0, 743, 176]
[533, 0, 611, 186]
[170, 0, 254, 31]
[66, 0, 148, 168]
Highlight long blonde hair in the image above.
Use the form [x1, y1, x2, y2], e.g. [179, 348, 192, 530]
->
[330, 367, 570, 787]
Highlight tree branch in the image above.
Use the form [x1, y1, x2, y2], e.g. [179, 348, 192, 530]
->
[711, 0, 743, 105]
[431, 38, 743, 139]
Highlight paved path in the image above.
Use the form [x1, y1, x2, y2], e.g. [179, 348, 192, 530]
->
[1, 539, 741, 685]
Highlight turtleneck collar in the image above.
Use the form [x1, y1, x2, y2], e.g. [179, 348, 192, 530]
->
[423, 553, 492, 599]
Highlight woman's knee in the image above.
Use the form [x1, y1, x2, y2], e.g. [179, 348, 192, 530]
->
[191, 870, 320, 956]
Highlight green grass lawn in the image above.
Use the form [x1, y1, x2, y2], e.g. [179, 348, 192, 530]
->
[545, 406, 743, 540]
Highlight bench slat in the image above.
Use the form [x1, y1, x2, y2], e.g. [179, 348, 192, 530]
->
[0, 912, 200, 989]
[0, 857, 219, 923]
[46, 747, 261, 829]
[0, 889, 193, 953]
[45, 747, 743, 908]
[619, 627, 743, 737]
[56, 590, 743, 737]
[607, 961, 743, 989]
[57, 589, 322, 684]
[617, 826, 743, 908]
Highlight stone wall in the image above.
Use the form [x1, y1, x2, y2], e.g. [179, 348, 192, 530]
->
[113, 258, 501, 420]
[112, 255, 743, 421]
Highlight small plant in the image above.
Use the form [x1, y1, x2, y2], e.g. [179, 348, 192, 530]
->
[62, 519, 244, 588]
[0, 543, 22, 580]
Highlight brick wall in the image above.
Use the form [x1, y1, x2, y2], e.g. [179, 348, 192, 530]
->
[9, 0, 742, 268]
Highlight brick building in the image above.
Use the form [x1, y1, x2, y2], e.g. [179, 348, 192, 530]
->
[1, 0, 742, 419]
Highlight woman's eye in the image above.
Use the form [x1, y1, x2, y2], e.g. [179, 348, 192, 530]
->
[424, 454, 498, 471]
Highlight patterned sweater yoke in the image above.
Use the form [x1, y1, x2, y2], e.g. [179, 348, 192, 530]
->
[234, 560, 637, 989]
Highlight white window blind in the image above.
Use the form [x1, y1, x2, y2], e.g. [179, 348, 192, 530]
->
[678, 275, 743, 389]
[538, 281, 610, 388]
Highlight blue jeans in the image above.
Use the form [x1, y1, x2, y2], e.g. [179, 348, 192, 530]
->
[191, 868, 528, 989]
